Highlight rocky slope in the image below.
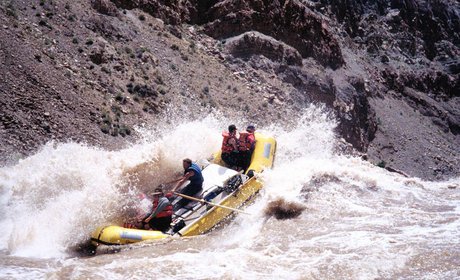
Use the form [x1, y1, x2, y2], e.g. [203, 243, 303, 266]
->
[0, 0, 458, 180]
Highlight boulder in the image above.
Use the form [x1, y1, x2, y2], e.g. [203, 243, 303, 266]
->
[91, 0, 119, 16]
[224, 31, 302, 66]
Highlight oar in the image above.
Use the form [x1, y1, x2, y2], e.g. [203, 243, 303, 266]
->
[173, 192, 250, 215]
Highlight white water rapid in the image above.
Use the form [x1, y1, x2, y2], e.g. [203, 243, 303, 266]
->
[0, 106, 458, 279]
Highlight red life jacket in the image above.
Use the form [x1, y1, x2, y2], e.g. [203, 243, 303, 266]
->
[152, 196, 173, 218]
[221, 132, 237, 153]
[238, 131, 255, 151]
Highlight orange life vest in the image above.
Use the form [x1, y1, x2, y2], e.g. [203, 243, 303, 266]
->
[221, 132, 237, 153]
[152, 196, 173, 218]
[238, 131, 255, 151]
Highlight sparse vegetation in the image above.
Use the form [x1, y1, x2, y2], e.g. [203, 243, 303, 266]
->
[110, 127, 118, 136]
[139, 47, 149, 53]
[67, 14, 76, 21]
[111, 105, 122, 117]
[5, 2, 18, 18]
[158, 86, 167, 95]
[101, 111, 112, 124]
[208, 99, 218, 108]
[100, 107, 131, 137]
[119, 125, 131, 137]
[189, 42, 196, 52]
[101, 66, 111, 74]
[100, 124, 110, 134]
[115, 93, 125, 103]
[38, 19, 48, 27]
[155, 73, 164, 85]
[127, 83, 157, 98]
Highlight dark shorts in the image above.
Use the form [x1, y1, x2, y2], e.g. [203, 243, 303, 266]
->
[181, 183, 202, 196]
[174, 183, 203, 211]
[239, 150, 253, 171]
[148, 216, 172, 232]
[222, 151, 239, 167]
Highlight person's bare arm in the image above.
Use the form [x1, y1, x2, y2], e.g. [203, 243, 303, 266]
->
[172, 170, 195, 192]
[144, 197, 170, 223]
[163, 176, 183, 185]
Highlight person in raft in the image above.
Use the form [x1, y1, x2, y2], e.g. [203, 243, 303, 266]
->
[168, 158, 204, 211]
[221, 124, 241, 170]
[238, 125, 256, 172]
[140, 187, 173, 232]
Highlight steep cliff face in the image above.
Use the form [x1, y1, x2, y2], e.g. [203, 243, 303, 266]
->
[0, 0, 458, 180]
[200, 0, 345, 69]
[313, 0, 460, 178]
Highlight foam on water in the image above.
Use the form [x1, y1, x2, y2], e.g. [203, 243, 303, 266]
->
[0, 114, 226, 258]
[0, 105, 459, 279]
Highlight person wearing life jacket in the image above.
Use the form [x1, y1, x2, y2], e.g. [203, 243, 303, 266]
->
[221, 124, 240, 170]
[238, 125, 256, 171]
[141, 187, 173, 232]
[168, 158, 204, 211]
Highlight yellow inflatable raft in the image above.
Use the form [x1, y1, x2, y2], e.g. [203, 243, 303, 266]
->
[91, 132, 276, 246]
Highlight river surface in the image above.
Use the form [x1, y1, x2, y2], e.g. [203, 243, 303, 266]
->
[0, 107, 459, 279]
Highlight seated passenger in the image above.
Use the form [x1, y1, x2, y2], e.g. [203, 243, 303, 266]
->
[169, 158, 204, 211]
[238, 125, 256, 172]
[221, 124, 240, 170]
[140, 187, 173, 232]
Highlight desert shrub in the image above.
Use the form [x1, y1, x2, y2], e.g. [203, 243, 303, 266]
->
[119, 125, 131, 137]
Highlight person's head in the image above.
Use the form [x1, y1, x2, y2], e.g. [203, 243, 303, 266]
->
[182, 158, 192, 169]
[246, 125, 255, 133]
[228, 124, 237, 134]
[153, 186, 164, 197]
